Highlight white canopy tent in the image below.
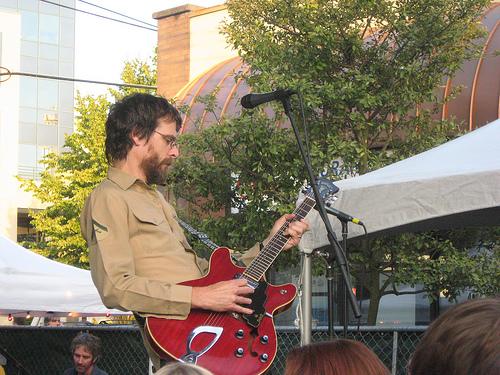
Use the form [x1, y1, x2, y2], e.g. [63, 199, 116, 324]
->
[297, 119, 500, 344]
[0, 234, 124, 317]
[300, 119, 500, 251]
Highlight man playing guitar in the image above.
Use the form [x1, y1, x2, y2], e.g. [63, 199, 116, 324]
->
[80, 93, 308, 373]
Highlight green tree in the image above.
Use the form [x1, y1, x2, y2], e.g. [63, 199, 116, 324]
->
[167, 0, 498, 323]
[19, 95, 109, 267]
[19, 55, 157, 267]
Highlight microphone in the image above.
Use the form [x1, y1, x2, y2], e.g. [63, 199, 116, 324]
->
[325, 206, 364, 225]
[241, 89, 296, 109]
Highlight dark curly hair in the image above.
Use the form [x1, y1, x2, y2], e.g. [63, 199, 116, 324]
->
[105, 93, 182, 164]
[70, 332, 102, 362]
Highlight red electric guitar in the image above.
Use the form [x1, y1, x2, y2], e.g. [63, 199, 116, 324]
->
[145, 180, 338, 374]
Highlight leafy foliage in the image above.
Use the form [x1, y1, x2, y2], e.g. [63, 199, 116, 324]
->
[166, 0, 498, 323]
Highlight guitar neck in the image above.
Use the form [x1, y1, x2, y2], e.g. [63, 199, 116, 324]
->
[243, 194, 316, 282]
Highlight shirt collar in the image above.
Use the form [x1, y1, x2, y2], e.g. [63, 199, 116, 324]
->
[107, 166, 145, 190]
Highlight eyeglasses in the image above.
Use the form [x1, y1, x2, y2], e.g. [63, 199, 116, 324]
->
[154, 130, 178, 148]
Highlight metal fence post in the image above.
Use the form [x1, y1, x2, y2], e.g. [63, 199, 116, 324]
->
[391, 330, 399, 375]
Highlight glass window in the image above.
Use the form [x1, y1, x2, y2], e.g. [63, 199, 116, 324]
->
[59, 82, 74, 111]
[18, 143, 37, 167]
[19, 77, 38, 108]
[59, 46, 74, 62]
[39, 43, 58, 60]
[38, 110, 58, 126]
[60, 0, 76, 7]
[20, 56, 38, 74]
[38, 58, 58, 75]
[59, 111, 74, 128]
[19, 107, 37, 123]
[39, 2, 59, 16]
[21, 40, 38, 57]
[59, 61, 73, 77]
[39, 14, 59, 44]
[60, 17, 74, 47]
[38, 78, 58, 110]
[21, 11, 38, 42]
[19, 122, 36, 144]
[37, 124, 58, 146]
[0, 0, 18, 9]
[60, 7, 75, 19]
[19, 0, 37, 11]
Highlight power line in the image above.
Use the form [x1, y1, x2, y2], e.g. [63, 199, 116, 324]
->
[0, 67, 157, 90]
[77, 0, 157, 28]
[39, 0, 157, 32]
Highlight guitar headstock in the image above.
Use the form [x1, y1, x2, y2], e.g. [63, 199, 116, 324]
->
[303, 178, 339, 204]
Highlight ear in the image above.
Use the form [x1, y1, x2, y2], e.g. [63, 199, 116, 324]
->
[130, 131, 143, 147]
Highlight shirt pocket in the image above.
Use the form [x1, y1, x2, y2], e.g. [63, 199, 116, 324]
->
[129, 203, 168, 231]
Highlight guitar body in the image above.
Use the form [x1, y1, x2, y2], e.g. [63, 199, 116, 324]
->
[145, 247, 297, 375]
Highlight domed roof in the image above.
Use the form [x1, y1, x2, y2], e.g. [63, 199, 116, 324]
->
[439, 3, 500, 130]
[175, 57, 250, 134]
[175, 4, 499, 132]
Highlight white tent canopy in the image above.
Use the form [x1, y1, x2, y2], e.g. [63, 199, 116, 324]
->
[300, 119, 500, 251]
[0, 235, 124, 316]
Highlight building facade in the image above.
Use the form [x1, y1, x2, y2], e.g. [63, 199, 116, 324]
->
[0, 0, 75, 241]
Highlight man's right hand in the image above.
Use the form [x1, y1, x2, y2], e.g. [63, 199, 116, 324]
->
[191, 279, 254, 315]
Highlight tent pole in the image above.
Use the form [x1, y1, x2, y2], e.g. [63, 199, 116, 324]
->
[300, 251, 313, 345]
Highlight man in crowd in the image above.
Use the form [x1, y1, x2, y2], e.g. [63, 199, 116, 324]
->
[80, 93, 308, 370]
[63, 332, 108, 375]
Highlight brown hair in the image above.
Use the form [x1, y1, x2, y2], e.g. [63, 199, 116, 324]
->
[409, 297, 500, 375]
[70, 332, 102, 363]
[284, 339, 390, 375]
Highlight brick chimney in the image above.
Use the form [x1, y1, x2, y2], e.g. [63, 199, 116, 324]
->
[153, 5, 203, 99]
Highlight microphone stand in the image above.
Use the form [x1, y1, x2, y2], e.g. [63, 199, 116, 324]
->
[339, 219, 349, 338]
[279, 96, 361, 342]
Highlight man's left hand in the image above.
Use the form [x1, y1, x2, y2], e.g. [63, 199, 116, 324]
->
[263, 214, 309, 251]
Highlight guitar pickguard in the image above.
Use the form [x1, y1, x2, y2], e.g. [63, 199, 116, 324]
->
[243, 280, 268, 328]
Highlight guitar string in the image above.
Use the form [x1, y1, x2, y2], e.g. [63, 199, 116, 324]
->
[243, 197, 315, 280]
[200, 194, 317, 329]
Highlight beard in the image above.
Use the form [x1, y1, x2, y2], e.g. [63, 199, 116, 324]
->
[140, 153, 172, 186]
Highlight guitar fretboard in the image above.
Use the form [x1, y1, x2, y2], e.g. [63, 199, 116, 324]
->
[243, 194, 316, 282]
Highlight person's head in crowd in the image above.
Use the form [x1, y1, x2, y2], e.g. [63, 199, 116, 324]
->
[408, 297, 500, 375]
[284, 339, 390, 375]
[154, 362, 214, 375]
[46, 316, 61, 326]
[69, 332, 102, 375]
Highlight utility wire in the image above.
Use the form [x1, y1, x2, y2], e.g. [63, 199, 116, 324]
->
[39, 0, 157, 32]
[77, 0, 157, 28]
[0, 67, 157, 90]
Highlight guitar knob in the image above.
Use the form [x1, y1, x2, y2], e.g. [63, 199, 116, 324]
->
[260, 335, 269, 344]
[260, 353, 269, 363]
[235, 329, 244, 339]
[235, 348, 244, 358]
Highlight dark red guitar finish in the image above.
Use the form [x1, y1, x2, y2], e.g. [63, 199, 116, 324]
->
[144, 180, 338, 374]
[145, 247, 296, 375]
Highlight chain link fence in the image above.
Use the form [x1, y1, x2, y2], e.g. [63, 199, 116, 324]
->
[0, 325, 426, 375]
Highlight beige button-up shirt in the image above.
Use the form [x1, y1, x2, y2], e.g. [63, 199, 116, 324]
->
[80, 167, 260, 319]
